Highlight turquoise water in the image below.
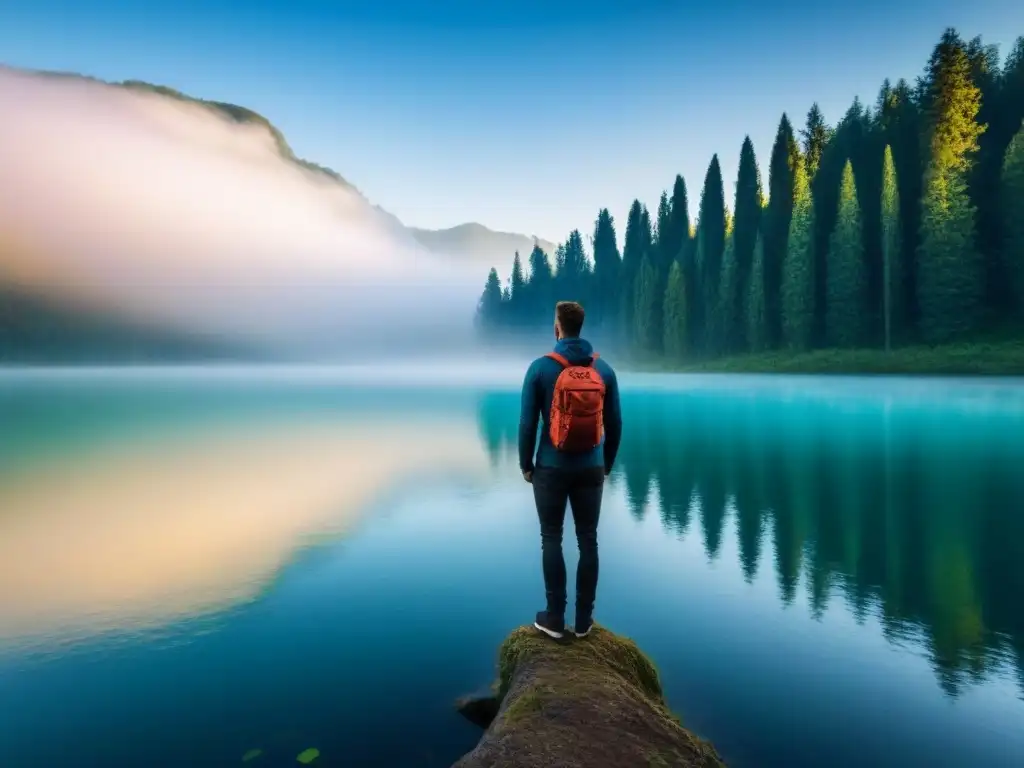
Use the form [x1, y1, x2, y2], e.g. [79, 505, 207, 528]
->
[1, 367, 1023, 767]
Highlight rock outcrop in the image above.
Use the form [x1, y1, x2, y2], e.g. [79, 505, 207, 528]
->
[454, 625, 725, 768]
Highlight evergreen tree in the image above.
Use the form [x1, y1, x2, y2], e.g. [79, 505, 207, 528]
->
[697, 154, 727, 354]
[782, 154, 815, 349]
[732, 137, 764, 352]
[650, 190, 676, 350]
[918, 28, 986, 343]
[621, 200, 646, 337]
[563, 230, 589, 281]
[881, 145, 904, 350]
[965, 36, 1004, 314]
[765, 114, 801, 348]
[655, 191, 672, 268]
[640, 205, 654, 259]
[1003, 125, 1024, 316]
[827, 161, 868, 347]
[747, 230, 767, 352]
[800, 103, 832, 179]
[526, 245, 554, 324]
[509, 251, 526, 325]
[666, 175, 691, 268]
[554, 243, 567, 277]
[591, 208, 621, 333]
[876, 79, 923, 338]
[663, 260, 688, 359]
[716, 231, 739, 354]
[633, 256, 659, 351]
[476, 267, 503, 333]
[667, 177, 697, 352]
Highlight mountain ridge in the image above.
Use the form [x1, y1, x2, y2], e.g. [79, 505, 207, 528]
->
[13, 65, 555, 274]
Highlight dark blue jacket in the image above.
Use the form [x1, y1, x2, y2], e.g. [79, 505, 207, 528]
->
[518, 336, 622, 473]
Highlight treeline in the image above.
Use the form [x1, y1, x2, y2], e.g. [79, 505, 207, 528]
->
[475, 29, 1024, 360]
[0, 285, 239, 363]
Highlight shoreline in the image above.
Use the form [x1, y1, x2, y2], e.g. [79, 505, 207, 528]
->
[624, 339, 1024, 377]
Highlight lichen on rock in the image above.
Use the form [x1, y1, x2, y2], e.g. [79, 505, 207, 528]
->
[453, 624, 725, 768]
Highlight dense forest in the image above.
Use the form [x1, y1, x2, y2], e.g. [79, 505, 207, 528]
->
[474, 29, 1024, 365]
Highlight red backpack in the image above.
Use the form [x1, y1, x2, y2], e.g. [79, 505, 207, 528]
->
[545, 352, 606, 452]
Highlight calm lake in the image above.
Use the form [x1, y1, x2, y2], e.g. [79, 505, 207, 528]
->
[1, 366, 1023, 768]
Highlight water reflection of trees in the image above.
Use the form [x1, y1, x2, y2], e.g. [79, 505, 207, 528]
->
[476, 389, 1024, 698]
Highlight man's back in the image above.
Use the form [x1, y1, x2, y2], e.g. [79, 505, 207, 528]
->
[517, 335, 622, 475]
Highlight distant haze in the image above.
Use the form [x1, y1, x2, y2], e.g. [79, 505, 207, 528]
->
[409, 223, 557, 277]
[0, 67, 511, 359]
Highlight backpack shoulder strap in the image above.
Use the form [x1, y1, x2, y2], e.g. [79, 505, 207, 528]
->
[545, 352, 570, 367]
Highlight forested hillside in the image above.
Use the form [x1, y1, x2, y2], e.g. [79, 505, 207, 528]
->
[474, 29, 1024, 368]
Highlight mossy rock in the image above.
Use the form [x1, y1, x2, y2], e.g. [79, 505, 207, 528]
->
[452, 624, 725, 768]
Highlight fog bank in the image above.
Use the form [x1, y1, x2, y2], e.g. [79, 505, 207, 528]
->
[0, 67, 482, 358]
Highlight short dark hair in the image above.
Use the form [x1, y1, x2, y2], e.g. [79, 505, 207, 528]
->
[555, 301, 585, 337]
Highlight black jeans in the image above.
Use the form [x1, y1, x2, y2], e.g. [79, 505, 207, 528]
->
[532, 465, 605, 620]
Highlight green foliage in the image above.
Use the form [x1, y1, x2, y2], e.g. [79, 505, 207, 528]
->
[746, 231, 767, 352]
[716, 235, 739, 354]
[800, 103, 832, 180]
[697, 155, 727, 354]
[672, 339, 1024, 376]
[476, 267, 504, 334]
[663, 260, 688, 359]
[296, 748, 320, 764]
[730, 137, 764, 353]
[765, 114, 801, 348]
[918, 29, 986, 343]
[655, 191, 672, 270]
[1001, 126, 1024, 316]
[621, 200, 646, 337]
[510, 251, 526, 302]
[782, 156, 815, 349]
[667, 175, 692, 266]
[881, 145, 904, 349]
[592, 208, 621, 332]
[633, 256, 659, 351]
[827, 162, 868, 347]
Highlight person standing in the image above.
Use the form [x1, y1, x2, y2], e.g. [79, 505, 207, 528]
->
[519, 301, 622, 639]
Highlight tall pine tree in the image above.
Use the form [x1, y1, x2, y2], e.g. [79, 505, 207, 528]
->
[717, 225, 739, 354]
[881, 145, 904, 350]
[876, 79, 923, 338]
[1003, 125, 1024, 317]
[591, 208, 621, 334]
[765, 114, 800, 348]
[800, 103, 832, 180]
[652, 191, 673, 350]
[747, 230, 767, 352]
[621, 200, 646, 339]
[633, 256, 659, 352]
[509, 251, 526, 326]
[476, 267, 503, 334]
[663, 260, 688, 359]
[782, 152, 815, 349]
[526, 245, 554, 325]
[697, 155, 727, 354]
[918, 28, 986, 342]
[827, 161, 868, 347]
[731, 137, 764, 352]
[666, 176, 691, 267]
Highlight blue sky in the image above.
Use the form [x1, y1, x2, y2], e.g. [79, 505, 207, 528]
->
[2, 0, 1022, 246]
